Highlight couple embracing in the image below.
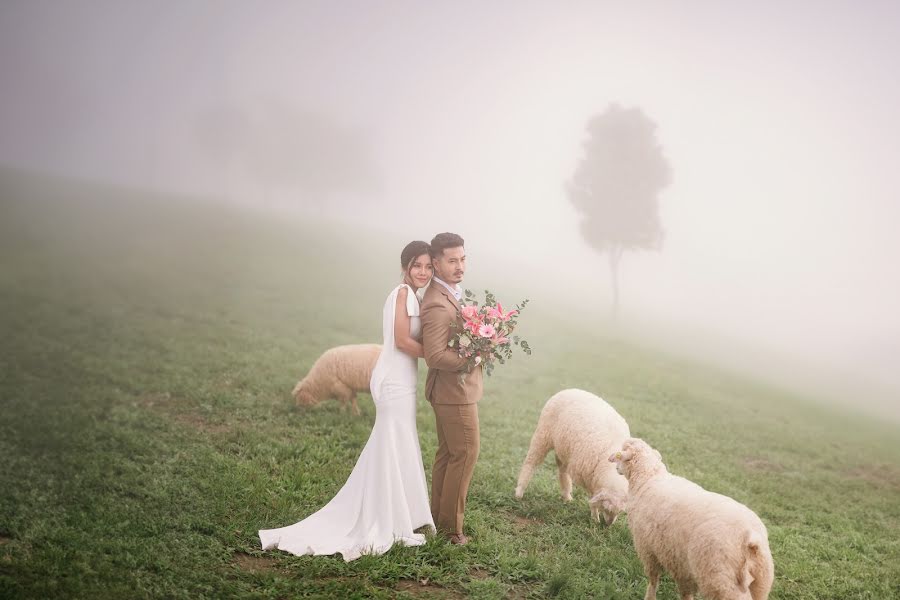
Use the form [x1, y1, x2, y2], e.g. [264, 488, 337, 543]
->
[259, 232, 482, 560]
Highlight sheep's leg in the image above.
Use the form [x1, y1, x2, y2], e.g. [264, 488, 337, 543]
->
[699, 590, 741, 600]
[514, 420, 552, 498]
[641, 554, 662, 600]
[332, 382, 355, 414]
[590, 497, 600, 522]
[349, 393, 360, 416]
[556, 456, 573, 502]
[675, 577, 698, 600]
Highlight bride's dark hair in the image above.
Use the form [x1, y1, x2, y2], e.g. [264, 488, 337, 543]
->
[401, 240, 431, 271]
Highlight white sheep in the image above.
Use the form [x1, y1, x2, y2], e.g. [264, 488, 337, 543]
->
[609, 438, 775, 600]
[515, 389, 630, 525]
[292, 344, 381, 416]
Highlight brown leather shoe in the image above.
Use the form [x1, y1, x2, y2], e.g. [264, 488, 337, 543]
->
[448, 533, 469, 545]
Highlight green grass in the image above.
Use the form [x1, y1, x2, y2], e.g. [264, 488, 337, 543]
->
[1, 167, 899, 599]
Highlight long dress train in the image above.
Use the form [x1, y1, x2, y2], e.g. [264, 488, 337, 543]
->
[258, 284, 435, 561]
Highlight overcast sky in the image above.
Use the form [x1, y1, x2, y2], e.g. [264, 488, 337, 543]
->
[2, 0, 899, 404]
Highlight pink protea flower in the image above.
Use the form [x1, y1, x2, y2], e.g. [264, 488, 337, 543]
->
[478, 323, 496, 338]
[461, 305, 479, 321]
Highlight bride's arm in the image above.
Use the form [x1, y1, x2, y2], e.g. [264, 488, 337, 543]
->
[394, 287, 425, 359]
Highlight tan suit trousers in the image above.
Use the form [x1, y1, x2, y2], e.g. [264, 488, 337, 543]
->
[430, 402, 480, 534]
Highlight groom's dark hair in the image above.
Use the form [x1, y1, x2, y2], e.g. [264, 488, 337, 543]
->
[430, 232, 465, 258]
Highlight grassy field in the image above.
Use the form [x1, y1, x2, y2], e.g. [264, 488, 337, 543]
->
[1, 168, 899, 599]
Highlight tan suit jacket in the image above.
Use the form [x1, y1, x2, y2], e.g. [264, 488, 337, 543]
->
[421, 281, 484, 404]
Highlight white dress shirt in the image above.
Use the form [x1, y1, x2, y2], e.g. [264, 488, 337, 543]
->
[431, 276, 462, 301]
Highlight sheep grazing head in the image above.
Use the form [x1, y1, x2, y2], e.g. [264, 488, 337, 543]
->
[589, 490, 626, 526]
[292, 380, 317, 407]
[608, 438, 663, 480]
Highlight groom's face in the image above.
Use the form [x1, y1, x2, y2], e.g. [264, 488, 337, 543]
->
[433, 246, 466, 284]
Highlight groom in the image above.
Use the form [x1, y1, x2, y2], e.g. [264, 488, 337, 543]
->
[421, 232, 483, 545]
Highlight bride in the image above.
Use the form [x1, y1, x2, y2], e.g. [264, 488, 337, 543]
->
[259, 241, 437, 561]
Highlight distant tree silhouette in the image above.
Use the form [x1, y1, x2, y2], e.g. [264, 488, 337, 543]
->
[567, 104, 671, 318]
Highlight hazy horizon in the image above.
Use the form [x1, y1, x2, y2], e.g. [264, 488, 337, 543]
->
[2, 0, 898, 413]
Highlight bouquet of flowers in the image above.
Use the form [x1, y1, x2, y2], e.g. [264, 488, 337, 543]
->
[449, 289, 531, 380]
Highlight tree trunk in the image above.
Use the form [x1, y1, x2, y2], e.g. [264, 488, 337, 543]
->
[609, 244, 623, 319]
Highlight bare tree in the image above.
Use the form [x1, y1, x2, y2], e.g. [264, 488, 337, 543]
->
[567, 104, 671, 318]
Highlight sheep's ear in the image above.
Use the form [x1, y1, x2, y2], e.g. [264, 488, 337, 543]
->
[590, 491, 606, 504]
[608, 449, 634, 462]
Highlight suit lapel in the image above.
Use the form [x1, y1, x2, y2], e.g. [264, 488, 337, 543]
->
[433, 281, 461, 312]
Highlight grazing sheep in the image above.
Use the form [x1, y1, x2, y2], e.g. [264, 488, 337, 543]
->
[515, 389, 630, 525]
[292, 344, 381, 415]
[609, 438, 774, 600]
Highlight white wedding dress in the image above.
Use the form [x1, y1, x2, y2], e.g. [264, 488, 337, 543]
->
[259, 284, 435, 561]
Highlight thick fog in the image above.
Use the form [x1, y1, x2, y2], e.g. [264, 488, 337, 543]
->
[2, 1, 899, 415]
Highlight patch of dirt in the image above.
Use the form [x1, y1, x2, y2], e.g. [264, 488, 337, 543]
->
[845, 464, 900, 488]
[0, 535, 10, 545]
[232, 552, 279, 573]
[172, 411, 231, 434]
[513, 515, 543, 528]
[135, 391, 175, 409]
[135, 391, 230, 434]
[469, 567, 490, 580]
[506, 585, 529, 600]
[394, 579, 465, 599]
[742, 458, 784, 473]
[214, 375, 240, 391]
